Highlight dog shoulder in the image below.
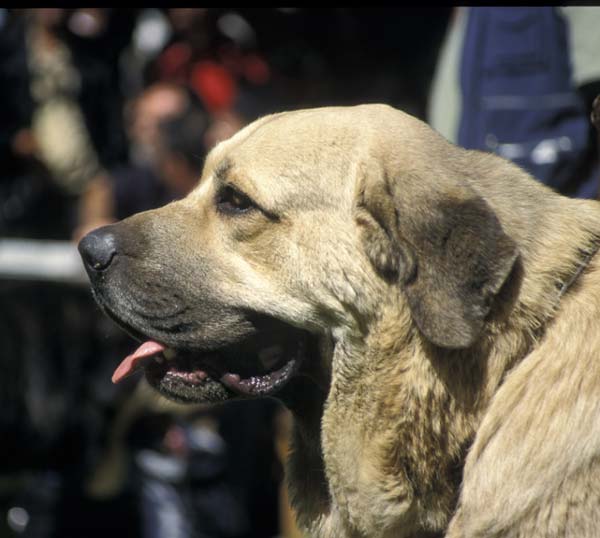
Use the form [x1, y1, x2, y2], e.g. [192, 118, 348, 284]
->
[447, 259, 600, 537]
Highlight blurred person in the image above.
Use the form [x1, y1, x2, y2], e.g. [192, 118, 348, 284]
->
[20, 8, 97, 196]
[0, 9, 73, 239]
[76, 81, 193, 236]
[0, 9, 129, 239]
[429, 7, 600, 198]
[128, 81, 192, 169]
[156, 107, 210, 196]
[156, 99, 244, 194]
[143, 9, 279, 124]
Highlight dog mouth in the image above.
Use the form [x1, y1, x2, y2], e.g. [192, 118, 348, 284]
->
[110, 319, 312, 403]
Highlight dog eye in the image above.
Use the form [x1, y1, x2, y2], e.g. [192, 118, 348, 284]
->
[216, 185, 256, 215]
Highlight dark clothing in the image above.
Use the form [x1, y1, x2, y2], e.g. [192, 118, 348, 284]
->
[458, 7, 599, 198]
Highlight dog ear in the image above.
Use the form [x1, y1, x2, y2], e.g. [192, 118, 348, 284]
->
[355, 162, 518, 349]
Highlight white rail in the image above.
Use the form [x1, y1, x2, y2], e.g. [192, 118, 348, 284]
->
[0, 239, 88, 285]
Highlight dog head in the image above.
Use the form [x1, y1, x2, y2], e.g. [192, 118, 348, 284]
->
[79, 105, 518, 404]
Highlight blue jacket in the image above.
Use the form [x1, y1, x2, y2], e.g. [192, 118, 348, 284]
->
[458, 7, 598, 198]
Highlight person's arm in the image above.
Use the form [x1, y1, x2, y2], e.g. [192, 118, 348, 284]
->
[73, 172, 115, 242]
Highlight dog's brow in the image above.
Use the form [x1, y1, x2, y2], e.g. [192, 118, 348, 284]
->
[214, 159, 233, 184]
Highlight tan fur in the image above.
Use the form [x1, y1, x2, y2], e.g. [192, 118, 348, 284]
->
[90, 104, 600, 537]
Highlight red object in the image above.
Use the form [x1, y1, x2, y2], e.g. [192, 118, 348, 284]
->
[190, 60, 237, 113]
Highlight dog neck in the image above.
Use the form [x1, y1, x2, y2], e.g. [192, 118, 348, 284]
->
[284, 189, 600, 537]
[556, 238, 600, 299]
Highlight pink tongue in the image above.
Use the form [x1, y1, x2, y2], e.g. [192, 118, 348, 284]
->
[112, 341, 166, 384]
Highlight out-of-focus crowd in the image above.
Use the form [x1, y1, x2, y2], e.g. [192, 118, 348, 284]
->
[0, 8, 450, 538]
[0, 8, 449, 242]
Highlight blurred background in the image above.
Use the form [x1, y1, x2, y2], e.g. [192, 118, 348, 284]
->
[0, 7, 598, 538]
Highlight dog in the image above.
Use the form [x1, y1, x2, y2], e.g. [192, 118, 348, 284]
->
[79, 104, 600, 537]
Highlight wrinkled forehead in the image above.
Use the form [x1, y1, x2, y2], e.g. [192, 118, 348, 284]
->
[195, 109, 370, 208]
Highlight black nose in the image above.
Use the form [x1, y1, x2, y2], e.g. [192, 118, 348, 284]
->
[78, 226, 118, 273]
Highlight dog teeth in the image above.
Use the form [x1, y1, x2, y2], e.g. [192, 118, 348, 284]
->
[258, 345, 284, 369]
[163, 348, 177, 360]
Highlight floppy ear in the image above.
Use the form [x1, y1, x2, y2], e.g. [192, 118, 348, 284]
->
[355, 161, 518, 349]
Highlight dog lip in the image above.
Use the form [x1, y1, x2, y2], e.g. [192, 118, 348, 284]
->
[217, 338, 306, 396]
[219, 357, 299, 396]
